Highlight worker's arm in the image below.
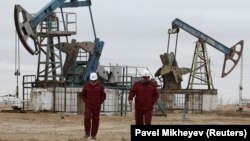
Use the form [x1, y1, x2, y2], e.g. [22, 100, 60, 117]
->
[153, 90, 159, 104]
[128, 83, 137, 104]
[152, 84, 159, 103]
[100, 85, 106, 104]
[81, 85, 87, 103]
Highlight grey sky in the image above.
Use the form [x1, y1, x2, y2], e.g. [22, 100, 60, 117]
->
[1, 0, 250, 104]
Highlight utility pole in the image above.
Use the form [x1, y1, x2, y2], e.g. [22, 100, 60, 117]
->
[239, 52, 243, 106]
[15, 32, 21, 98]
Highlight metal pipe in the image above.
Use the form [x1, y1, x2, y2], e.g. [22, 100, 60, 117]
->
[88, 6, 97, 39]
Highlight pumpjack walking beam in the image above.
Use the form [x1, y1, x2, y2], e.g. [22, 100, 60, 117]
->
[169, 18, 244, 78]
[14, 0, 92, 55]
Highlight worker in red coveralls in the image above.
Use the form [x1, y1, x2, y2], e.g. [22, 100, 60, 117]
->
[81, 72, 106, 140]
[128, 69, 159, 125]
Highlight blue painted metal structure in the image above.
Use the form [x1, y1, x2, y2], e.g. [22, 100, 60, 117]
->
[31, 0, 67, 29]
[83, 38, 104, 81]
[172, 18, 231, 55]
[14, 0, 104, 83]
[14, 0, 92, 55]
[170, 18, 243, 78]
[61, 0, 91, 8]
[31, 0, 92, 28]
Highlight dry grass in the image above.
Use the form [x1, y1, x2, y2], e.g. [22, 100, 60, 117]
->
[0, 105, 250, 141]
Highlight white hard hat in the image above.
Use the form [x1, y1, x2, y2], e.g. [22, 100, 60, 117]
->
[142, 69, 150, 77]
[89, 72, 98, 80]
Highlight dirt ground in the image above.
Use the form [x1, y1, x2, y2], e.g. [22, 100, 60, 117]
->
[0, 105, 250, 141]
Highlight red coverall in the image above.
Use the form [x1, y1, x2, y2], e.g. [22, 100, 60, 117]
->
[128, 80, 159, 125]
[82, 82, 106, 137]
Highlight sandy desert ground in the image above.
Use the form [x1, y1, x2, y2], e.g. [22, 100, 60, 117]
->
[0, 105, 250, 141]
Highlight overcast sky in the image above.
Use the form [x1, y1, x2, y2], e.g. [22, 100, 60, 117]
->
[1, 0, 250, 104]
